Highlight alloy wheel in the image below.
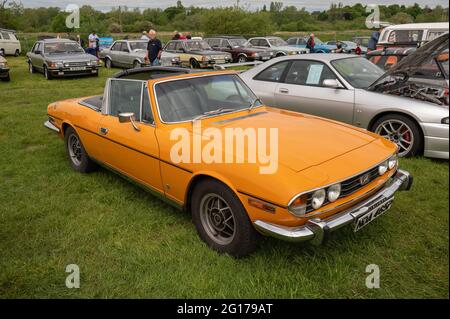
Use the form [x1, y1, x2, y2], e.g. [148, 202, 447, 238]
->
[375, 119, 414, 157]
[199, 194, 236, 245]
[68, 134, 83, 166]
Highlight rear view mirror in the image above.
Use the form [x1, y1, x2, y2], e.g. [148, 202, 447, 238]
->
[323, 79, 344, 89]
[118, 112, 140, 131]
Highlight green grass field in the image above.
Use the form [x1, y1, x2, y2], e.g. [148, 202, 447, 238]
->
[0, 56, 448, 298]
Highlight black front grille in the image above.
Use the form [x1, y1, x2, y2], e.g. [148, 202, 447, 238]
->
[66, 61, 87, 67]
[305, 165, 381, 213]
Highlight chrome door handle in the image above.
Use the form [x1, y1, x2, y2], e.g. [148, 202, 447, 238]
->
[279, 88, 289, 94]
[100, 127, 108, 135]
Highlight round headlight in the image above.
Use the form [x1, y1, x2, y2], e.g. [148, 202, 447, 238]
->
[327, 184, 341, 202]
[311, 189, 326, 210]
[378, 161, 388, 176]
[388, 155, 398, 170]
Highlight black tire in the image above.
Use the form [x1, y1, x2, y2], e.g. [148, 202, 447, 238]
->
[191, 179, 259, 258]
[237, 55, 247, 63]
[0, 49, 4, 57]
[105, 58, 112, 69]
[44, 65, 52, 80]
[133, 60, 141, 69]
[14, 49, 20, 57]
[1, 74, 10, 82]
[276, 52, 285, 57]
[28, 61, 35, 74]
[64, 127, 97, 173]
[371, 114, 423, 158]
[190, 58, 200, 69]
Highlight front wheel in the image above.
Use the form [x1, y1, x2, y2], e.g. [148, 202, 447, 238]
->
[14, 49, 20, 57]
[237, 55, 247, 63]
[191, 179, 259, 258]
[44, 66, 52, 80]
[190, 59, 200, 69]
[133, 60, 141, 69]
[104, 58, 112, 69]
[372, 114, 423, 157]
[64, 127, 97, 173]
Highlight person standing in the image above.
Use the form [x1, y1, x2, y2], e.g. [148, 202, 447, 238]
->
[145, 29, 162, 66]
[354, 43, 362, 55]
[306, 33, 315, 53]
[88, 31, 99, 56]
[335, 40, 344, 53]
[368, 29, 381, 52]
[141, 31, 149, 40]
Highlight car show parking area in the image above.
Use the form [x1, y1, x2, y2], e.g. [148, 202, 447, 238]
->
[0, 56, 448, 298]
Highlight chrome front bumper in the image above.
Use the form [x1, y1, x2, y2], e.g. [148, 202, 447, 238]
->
[44, 120, 60, 133]
[253, 169, 412, 245]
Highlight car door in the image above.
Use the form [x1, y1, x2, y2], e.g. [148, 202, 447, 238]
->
[95, 78, 163, 193]
[32, 42, 45, 71]
[246, 60, 291, 106]
[120, 42, 133, 67]
[109, 42, 123, 67]
[274, 59, 355, 124]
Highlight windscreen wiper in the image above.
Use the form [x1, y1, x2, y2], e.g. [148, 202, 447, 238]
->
[191, 107, 235, 123]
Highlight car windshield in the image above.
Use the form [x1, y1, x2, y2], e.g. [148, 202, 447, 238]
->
[155, 74, 262, 123]
[315, 38, 324, 44]
[268, 37, 287, 47]
[129, 42, 147, 51]
[185, 40, 211, 51]
[229, 39, 247, 47]
[44, 42, 84, 54]
[331, 57, 384, 89]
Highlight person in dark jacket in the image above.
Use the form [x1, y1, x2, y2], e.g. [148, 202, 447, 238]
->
[306, 33, 315, 53]
[145, 29, 162, 66]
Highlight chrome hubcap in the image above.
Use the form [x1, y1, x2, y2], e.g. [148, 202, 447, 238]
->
[375, 120, 414, 157]
[199, 194, 235, 245]
[68, 134, 83, 166]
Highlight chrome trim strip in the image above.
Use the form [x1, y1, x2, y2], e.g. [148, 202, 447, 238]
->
[44, 120, 60, 133]
[254, 169, 412, 244]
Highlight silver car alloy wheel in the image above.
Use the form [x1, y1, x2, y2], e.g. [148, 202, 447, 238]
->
[29, 62, 33, 74]
[68, 134, 83, 166]
[238, 55, 247, 63]
[375, 119, 414, 157]
[199, 193, 236, 245]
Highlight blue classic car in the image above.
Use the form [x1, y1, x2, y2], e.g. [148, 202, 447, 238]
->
[287, 36, 336, 53]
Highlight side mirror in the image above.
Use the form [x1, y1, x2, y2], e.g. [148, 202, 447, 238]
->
[323, 79, 344, 89]
[118, 112, 140, 131]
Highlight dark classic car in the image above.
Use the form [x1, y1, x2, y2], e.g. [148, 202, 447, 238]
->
[204, 36, 273, 63]
[367, 47, 417, 71]
[163, 39, 232, 68]
[0, 55, 10, 81]
[27, 38, 100, 80]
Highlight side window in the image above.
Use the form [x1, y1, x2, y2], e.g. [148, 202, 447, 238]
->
[285, 60, 338, 87]
[121, 43, 129, 52]
[165, 42, 175, 51]
[260, 39, 270, 47]
[254, 61, 290, 82]
[287, 38, 297, 45]
[249, 39, 259, 46]
[35, 43, 42, 53]
[175, 42, 184, 51]
[209, 39, 220, 47]
[298, 38, 307, 45]
[111, 42, 121, 51]
[141, 86, 154, 124]
[109, 80, 143, 121]
[1, 32, 11, 40]
[220, 40, 229, 48]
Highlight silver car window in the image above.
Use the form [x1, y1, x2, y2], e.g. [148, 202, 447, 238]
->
[331, 57, 384, 89]
[254, 61, 290, 83]
[109, 80, 143, 121]
[285, 60, 338, 87]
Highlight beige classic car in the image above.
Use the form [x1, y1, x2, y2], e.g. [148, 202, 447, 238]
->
[0, 55, 10, 81]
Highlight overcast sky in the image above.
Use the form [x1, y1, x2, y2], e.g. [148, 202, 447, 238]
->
[19, 0, 450, 12]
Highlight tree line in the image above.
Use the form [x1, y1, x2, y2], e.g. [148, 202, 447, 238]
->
[0, 0, 448, 35]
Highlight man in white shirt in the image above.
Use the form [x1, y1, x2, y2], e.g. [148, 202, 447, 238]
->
[88, 31, 99, 56]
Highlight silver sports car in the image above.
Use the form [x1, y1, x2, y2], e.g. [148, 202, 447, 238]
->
[240, 34, 449, 159]
[99, 40, 181, 69]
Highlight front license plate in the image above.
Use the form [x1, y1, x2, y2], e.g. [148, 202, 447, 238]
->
[354, 196, 394, 232]
[262, 56, 270, 60]
[70, 67, 86, 71]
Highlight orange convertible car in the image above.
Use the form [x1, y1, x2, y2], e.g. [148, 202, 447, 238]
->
[45, 67, 412, 257]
